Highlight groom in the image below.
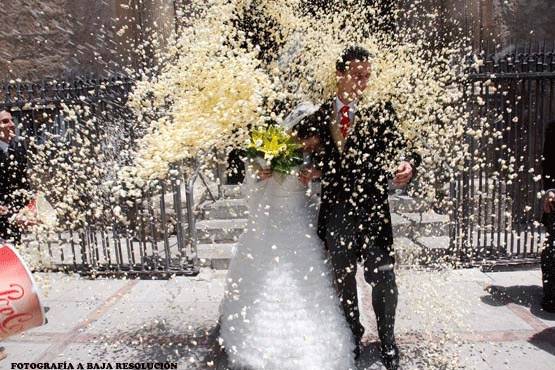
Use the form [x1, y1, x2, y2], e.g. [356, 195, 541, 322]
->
[298, 46, 420, 369]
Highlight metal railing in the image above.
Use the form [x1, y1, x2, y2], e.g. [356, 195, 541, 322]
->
[450, 46, 555, 266]
[1, 77, 220, 278]
[4, 45, 555, 275]
[28, 163, 214, 278]
[1, 76, 135, 147]
[22, 154, 222, 278]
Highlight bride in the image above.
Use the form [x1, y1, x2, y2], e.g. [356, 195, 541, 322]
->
[218, 115, 355, 370]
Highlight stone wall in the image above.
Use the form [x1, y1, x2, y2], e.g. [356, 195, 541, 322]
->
[441, 0, 555, 49]
[0, 0, 74, 80]
[2, 0, 553, 82]
[493, 0, 555, 43]
[0, 0, 176, 82]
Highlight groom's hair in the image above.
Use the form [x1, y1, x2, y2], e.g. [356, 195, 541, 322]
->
[336, 46, 372, 72]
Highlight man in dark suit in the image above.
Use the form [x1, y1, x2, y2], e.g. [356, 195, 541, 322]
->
[0, 111, 36, 360]
[0, 110, 30, 244]
[297, 46, 420, 369]
[541, 119, 555, 313]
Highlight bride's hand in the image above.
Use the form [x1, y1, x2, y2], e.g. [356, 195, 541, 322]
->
[257, 168, 273, 181]
[299, 167, 321, 186]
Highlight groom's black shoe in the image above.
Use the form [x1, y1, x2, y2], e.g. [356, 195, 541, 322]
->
[381, 342, 400, 370]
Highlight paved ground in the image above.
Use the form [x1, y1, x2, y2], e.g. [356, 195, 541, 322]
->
[1, 267, 554, 369]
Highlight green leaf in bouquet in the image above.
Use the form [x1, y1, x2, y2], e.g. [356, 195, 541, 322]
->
[245, 147, 262, 158]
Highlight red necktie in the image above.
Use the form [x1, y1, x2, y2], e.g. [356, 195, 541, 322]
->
[339, 105, 350, 138]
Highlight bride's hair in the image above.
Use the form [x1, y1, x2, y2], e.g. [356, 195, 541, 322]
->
[292, 120, 320, 140]
[292, 120, 322, 153]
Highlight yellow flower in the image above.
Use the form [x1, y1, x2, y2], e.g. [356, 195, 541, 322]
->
[249, 130, 266, 149]
[262, 134, 287, 159]
[247, 125, 298, 160]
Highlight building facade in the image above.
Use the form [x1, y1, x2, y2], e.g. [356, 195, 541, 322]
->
[443, 0, 555, 49]
[1, 0, 554, 82]
[0, 0, 177, 81]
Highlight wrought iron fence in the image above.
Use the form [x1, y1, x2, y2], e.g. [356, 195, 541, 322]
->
[451, 46, 555, 267]
[25, 163, 214, 278]
[0, 77, 217, 278]
[4, 45, 555, 275]
[1, 76, 135, 145]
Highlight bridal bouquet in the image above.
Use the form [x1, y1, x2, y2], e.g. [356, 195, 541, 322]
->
[245, 125, 304, 174]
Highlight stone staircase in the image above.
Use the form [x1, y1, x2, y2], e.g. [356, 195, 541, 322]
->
[195, 185, 452, 269]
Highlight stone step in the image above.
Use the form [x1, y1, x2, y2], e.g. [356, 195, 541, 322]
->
[217, 186, 429, 212]
[414, 236, 453, 264]
[221, 184, 243, 199]
[388, 194, 426, 213]
[416, 235, 451, 250]
[394, 211, 450, 238]
[200, 198, 248, 220]
[393, 237, 424, 265]
[194, 237, 450, 270]
[196, 218, 248, 244]
[196, 211, 448, 244]
[197, 243, 237, 270]
[394, 236, 456, 265]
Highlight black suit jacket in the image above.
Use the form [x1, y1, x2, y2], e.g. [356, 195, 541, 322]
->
[0, 139, 30, 241]
[298, 99, 420, 247]
[543, 121, 555, 192]
[542, 120, 555, 226]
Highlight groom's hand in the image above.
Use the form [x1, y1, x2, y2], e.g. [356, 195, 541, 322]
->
[393, 161, 413, 187]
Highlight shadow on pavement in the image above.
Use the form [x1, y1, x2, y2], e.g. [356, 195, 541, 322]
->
[481, 285, 555, 357]
[529, 327, 555, 357]
[481, 285, 555, 321]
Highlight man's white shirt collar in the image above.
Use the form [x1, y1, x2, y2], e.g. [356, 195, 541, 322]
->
[334, 96, 357, 116]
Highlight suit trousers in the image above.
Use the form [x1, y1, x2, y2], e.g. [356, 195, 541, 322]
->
[325, 203, 398, 346]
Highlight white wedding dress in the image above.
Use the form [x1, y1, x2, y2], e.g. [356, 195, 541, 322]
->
[219, 170, 355, 370]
